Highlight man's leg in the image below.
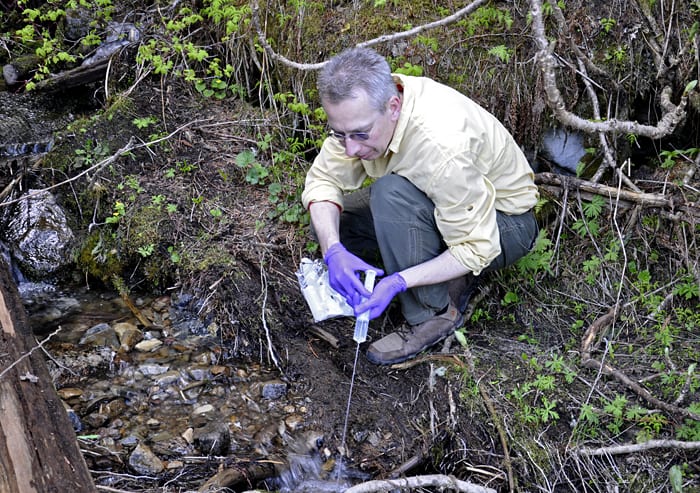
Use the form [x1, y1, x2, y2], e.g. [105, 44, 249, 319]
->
[485, 209, 539, 274]
[369, 174, 450, 325]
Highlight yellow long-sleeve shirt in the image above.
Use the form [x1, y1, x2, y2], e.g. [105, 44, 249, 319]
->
[302, 74, 538, 275]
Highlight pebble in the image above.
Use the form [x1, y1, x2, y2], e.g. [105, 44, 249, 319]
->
[193, 404, 215, 415]
[49, 290, 321, 487]
[193, 420, 231, 456]
[284, 414, 303, 431]
[113, 321, 142, 349]
[128, 443, 164, 475]
[138, 363, 169, 376]
[57, 387, 83, 400]
[261, 379, 288, 400]
[79, 323, 119, 349]
[135, 339, 163, 352]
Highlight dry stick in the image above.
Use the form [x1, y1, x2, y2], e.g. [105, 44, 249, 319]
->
[0, 172, 23, 203]
[344, 474, 497, 493]
[0, 119, 210, 210]
[577, 439, 700, 457]
[0, 138, 135, 209]
[0, 327, 62, 382]
[535, 173, 673, 209]
[258, 254, 283, 373]
[580, 304, 700, 422]
[529, 0, 688, 140]
[249, 0, 489, 71]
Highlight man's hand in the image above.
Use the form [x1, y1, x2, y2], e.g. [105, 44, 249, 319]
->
[324, 243, 384, 306]
[354, 272, 407, 319]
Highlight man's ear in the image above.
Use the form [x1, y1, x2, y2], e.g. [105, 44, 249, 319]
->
[388, 95, 402, 121]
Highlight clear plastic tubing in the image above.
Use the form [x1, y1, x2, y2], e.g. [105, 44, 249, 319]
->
[353, 269, 377, 343]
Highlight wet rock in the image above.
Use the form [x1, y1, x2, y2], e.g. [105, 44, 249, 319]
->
[4, 190, 76, 278]
[83, 412, 109, 429]
[284, 414, 304, 432]
[25, 292, 80, 331]
[151, 296, 171, 312]
[128, 443, 164, 475]
[135, 339, 163, 352]
[188, 365, 212, 381]
[79, 323, 119, 349]
[193, 420, 231, 456]
[193, 404, 215, 415]
[261, 379, 288, 400]
[113, 321, 142, 350]
[103, 398, 127, 419]
[182, 427, 194, 444]
[57, 387, 83, 400]
[152, 370, 181, 387]
[138, 363, 169, 376]
[120, 435, 139, 447]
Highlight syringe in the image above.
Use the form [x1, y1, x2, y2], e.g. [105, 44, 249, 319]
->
[353, 269, 377, 343]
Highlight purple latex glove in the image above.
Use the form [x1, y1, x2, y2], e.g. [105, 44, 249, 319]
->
[324, 243, 384, 306]
[354, 273, 407, 320]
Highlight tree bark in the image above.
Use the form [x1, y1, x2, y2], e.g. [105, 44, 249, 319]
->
[0, 258, 95, 492]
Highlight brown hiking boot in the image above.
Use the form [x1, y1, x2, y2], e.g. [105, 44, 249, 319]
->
[366, 303, 463, 365]
[448, 274, 479, 313]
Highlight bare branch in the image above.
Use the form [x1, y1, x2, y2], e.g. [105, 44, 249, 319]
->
[529, 0, 688, 140]
[250, 0, 489, 71]
[576, 439, 700, 457]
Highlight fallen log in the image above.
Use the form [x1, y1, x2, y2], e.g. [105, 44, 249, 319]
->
[0, 257, 95, 492]
[33, 57, 111, 92]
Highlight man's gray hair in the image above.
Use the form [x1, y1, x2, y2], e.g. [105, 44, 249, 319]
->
[317, 47, 399, 113]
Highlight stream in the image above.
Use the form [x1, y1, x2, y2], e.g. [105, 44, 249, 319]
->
[24, 279, 358, 492]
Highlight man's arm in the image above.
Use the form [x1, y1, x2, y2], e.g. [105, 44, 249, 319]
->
[399, 249, 471, 288]
[308, 201, 342, 255]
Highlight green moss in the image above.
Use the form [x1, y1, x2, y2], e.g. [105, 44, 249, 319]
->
[76, 230, 124, 283]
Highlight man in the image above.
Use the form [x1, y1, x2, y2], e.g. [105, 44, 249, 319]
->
[301, 47, 538, 365]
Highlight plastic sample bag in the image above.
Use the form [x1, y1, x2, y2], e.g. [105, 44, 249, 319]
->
[296, 258, 353, 322]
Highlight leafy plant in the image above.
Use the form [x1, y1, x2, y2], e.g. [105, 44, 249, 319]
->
[599, 17, 617, 33]
[515, 230, 554, 277]
[488, 45, 513, 63]
[105, 200, 126, 224]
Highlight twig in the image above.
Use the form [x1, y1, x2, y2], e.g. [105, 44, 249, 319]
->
[259, 253, 283, 373]
[576, 439, 700, 457]
[535, 172, 673, 209]
[0, 327, 62, 381]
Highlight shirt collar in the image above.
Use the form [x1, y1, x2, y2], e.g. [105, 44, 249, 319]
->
[387, 74, 413, 156]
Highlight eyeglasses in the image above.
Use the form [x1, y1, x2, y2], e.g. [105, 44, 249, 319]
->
[327, 128, 371, 143]
[328, 110, 383, 143]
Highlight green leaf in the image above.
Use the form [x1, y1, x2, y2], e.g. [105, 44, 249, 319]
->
[669, 464, 683, 493]
[684, 79, 697, 95]
[235, 149, 256, 168]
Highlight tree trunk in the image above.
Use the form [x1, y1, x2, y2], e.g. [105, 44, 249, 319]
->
[0, 258, 95, 492]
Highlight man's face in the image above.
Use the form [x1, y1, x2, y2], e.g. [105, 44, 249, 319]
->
[324, 90, 401, 161]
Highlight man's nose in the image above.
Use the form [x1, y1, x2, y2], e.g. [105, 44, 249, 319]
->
[344, 139, 362, 157]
